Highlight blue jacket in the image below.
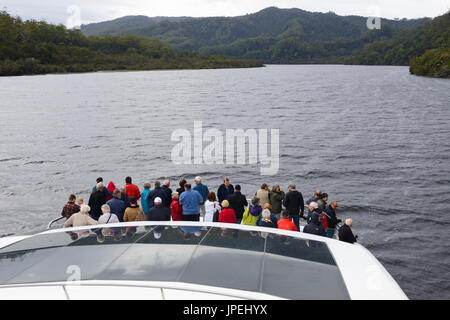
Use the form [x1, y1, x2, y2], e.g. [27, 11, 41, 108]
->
[193, 183, 209, 205]
[306, 196, 320, 205]
[141, 188, 151, 214]
[256, 213, 278, 226]
[106, 198, 126, 222]
[217, 184, 234, 203]
[120, 194, 130, 208]
[179, 189, 203, 215]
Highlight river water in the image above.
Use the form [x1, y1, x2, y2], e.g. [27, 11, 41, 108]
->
[0, 65, 449, 299]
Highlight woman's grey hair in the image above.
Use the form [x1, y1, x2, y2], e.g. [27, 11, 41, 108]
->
[195, 176, 201, 182]
[262, 209, 271, 220]
[101, 204, 111, 213]
[80, 205, 90, 214]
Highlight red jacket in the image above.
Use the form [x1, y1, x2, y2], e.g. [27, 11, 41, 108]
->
[278, 218, 298, 231]
[170, 199, 183, 221]
[125, 184, 141, 201]
[106, 181, 117, 202]
[219, 208, 236, 224]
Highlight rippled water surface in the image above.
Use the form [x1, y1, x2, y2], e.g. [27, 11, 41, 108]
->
[0, 65, 449, 299]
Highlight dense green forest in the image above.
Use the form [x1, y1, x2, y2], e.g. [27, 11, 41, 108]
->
[81, 7, 450, 77]
[347, 10, 450, 65]
[0, 11, 262, 76]
[81, 6, 430, 64]
[409, 47, 449, 77]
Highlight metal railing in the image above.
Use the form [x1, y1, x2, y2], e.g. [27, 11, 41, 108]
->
[47, 216, 65, 230]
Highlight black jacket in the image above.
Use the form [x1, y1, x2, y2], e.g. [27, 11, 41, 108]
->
[303, 211, 325, 236]
[303, 222, 326, 236]
[147, 205, 171, 221]
[324, 205, 342, 229]
[282, 190, 304, 216]
[228, 191, 248, 220]
[88, 190, 106, 220]
[338, 224, 357, 244]
[161, 186, 173, 208]
[217, 184, 234, 203]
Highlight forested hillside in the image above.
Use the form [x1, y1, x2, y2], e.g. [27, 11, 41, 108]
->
[348, 11, 449, 66]
[0, 11, 262, 76]
[81, 6, 430, 64]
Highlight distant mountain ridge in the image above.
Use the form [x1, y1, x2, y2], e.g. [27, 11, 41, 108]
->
[81, 6, 431, 63]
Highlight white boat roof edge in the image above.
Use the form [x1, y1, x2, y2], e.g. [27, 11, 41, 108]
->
[0, 221, 408, 300]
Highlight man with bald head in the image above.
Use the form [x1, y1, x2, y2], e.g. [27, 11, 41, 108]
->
[338, 218, 358, 244]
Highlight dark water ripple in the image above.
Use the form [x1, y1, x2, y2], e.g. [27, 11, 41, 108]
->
[0, 65, 449, 299]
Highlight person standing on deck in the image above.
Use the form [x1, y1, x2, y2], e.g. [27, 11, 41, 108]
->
[125, 176, 141, 201]
[307, 201, 322, 224]
[317, 193, 328, 211]
[303, 209, 326, 237]
[278, 210, 299, 232]
[147, 197, 171, 222]
[179, 183, 203, 221]
[140, 182, 151, 215]
[193, 176, 209, 219]
[92, 177, 113, 199]
[64, 205, 98, 237]
[324, 201, 343, 238]
[204, 192, 221, 223]
[162, 180, 173, 208]
[119, 187, 131, 208]
[256, 183, 270, 207]
[257, 209, 276, 228]
[170, 192, 183, 221]
[107, 189, 126, 222]
[123, 197, 145, 222]
[218, 200, 237, 224]
[228, 184, 248, 224]
[61, 194, 80, 219]
[339, 219, 358, 244]
[306, 190, 322, 206]
[282, 183, 304, 231]
[217, 178, 234, 203]
[176, 178, 187, 195]
[269, 185, 285, 219]
[88, 182, 107, 220]
[147, 181, 170, 209]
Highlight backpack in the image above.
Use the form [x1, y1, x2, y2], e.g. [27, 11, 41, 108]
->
[242, 206, 258, 226]
[320, 212, 330, 230]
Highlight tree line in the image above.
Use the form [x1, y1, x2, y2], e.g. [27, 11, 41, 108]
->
[0, 11, 262, 76]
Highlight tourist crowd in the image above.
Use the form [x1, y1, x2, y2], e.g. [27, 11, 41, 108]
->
[62, 176, 358, 244]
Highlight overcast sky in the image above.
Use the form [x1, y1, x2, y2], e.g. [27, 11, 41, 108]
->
[2, 0, 450, 26]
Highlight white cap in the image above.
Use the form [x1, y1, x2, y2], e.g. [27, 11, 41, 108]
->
[154, 197, 162, 203]
[154, 232, 162, 239]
